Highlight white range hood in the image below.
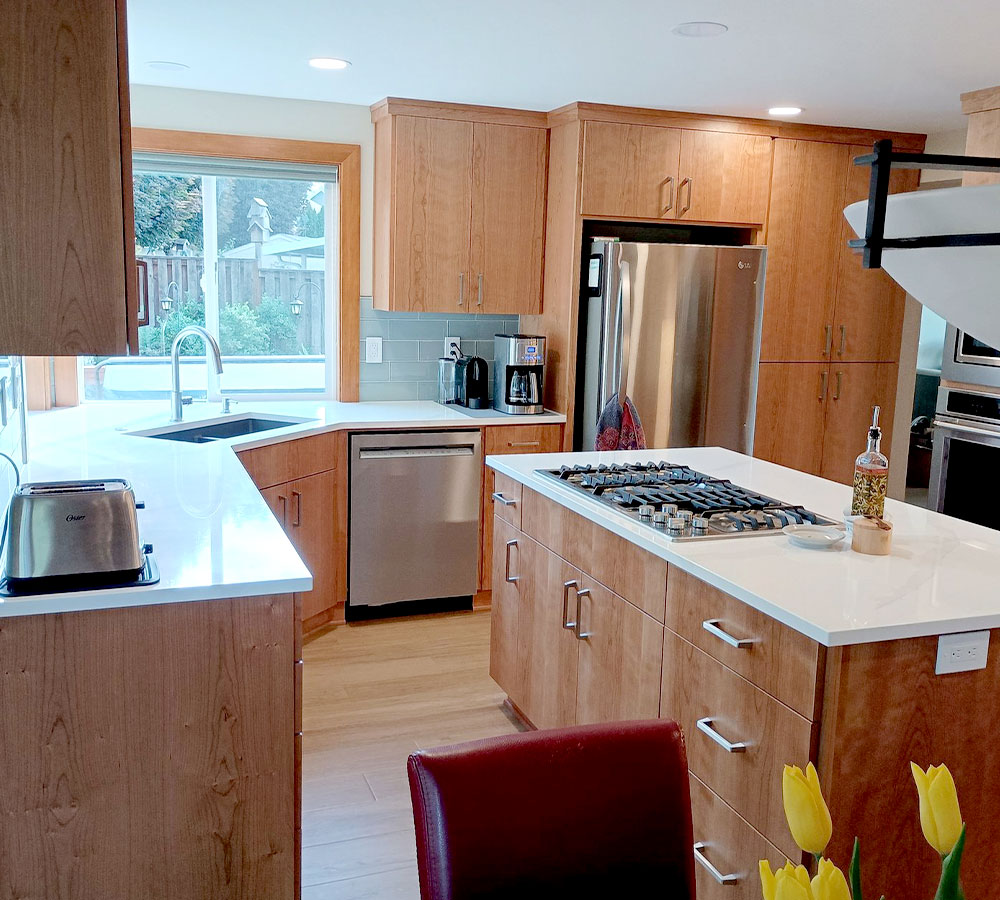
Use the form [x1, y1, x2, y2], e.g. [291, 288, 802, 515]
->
[844, 183, 1000, 348]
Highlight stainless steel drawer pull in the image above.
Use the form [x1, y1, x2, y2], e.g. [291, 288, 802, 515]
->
[693, 842, 739, 885]
[702, 619, 754, 649]
[823, 324, 832, 357]
[696, 717, 747, 753]
[574, 588, 592, 640]
[505, 540, 519, 583]
[562, 580, 578, 629]
[477, 273, 483, 307]
[291, 490, 302, 527]
[838, 324, 847, 357]
[491, 492, 517, 507]
[458, 272, 464, 306]
[507, 440, 541, 448]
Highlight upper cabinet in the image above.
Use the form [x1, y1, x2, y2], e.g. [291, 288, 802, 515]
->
[1, 0, 139, 356]
[580, 121, 772, 225]
[372, 100, 548, 315]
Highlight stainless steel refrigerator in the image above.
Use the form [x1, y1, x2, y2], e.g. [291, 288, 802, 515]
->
[578, 239, 766, 452]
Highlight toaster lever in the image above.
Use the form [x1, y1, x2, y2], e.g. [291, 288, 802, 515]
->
[135, 501, 145, 509]
[143, 543, 154, 555]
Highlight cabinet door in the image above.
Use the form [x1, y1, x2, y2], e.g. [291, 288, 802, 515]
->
[759, 140, 849, 362]
[470, 124, 547, 315]
[515, 538, 580, 729]
[287, 470, 340, 622]
[490, 516, 525, 707]
[821, 363, 898, 485]
[574, 579, 663, 724]
[580, 121, 681, 219]
[676, 131, 772, 225]
[1, 0, 133, 355]
[260, 484, 289, 526]
[833, 147, 920, 362]
[753, 363, 829, 476]
[392, 116, 473, 312]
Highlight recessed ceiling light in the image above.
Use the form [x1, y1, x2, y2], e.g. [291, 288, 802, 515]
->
[146, 60, 190, 72]
[672, 21, 728, 38]
[768, 106, 803, 116]
[309, 57, 351, 71]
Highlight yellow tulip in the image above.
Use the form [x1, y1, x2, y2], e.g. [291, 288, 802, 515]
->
[775, 861, 815, 900]
[811, 858, 851, 900]
[911, 762, 963, 855]
[782, 762, 834, 855]
[760, 860, 778, 900]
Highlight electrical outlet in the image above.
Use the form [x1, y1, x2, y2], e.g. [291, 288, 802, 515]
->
[445, 337, 461, 356]
[935, 631, 989, 675]
[365, 336, 383, 364]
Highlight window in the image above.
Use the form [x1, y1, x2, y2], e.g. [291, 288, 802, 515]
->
[85, 154, 340, 401]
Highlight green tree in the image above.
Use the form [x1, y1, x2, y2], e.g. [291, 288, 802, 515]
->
[216, 178, 311, 251]
[219, 303, 269, 355]
[133, 174, 202, 252]
[138, 296, 206, 356]
[257, 296, 301, 354]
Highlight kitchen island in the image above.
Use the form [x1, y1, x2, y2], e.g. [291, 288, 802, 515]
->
[487, 447, 1000, 900]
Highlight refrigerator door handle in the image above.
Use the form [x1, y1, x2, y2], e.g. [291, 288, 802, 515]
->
[617, 258, 633, 407]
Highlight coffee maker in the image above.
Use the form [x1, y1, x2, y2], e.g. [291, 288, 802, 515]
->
[494, 334, 545, 415]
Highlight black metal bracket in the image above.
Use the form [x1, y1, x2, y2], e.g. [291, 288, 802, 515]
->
[849, 139, 1000, 269]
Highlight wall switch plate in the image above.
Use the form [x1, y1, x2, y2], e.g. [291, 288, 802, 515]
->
[936, 631, 990, 675]
[365, 336, 383, 364]
[445, 337, 461, 356]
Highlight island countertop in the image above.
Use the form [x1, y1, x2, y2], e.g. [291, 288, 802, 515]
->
[487, 446, 1000, 647]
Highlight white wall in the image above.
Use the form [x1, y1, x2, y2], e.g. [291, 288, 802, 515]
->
[921, 127, 968, 184]
[129, 84, 375, 296]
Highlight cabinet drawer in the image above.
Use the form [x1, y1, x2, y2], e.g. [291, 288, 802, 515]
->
[661, 629, 812, 859]
[690, 774, 788, 900]
[665, 567, 823, 719]
[238, 431, 341, 489]
[485, 423, 564, 455]
[490, 471, 523, 528]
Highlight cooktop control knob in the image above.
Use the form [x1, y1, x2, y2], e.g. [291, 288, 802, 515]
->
[638, 504, 655, 518]
[667, 516, 687, 532]
[661, 503, 679, 517]
[652, 510, 668, 527]
[691, 516, 710, 533]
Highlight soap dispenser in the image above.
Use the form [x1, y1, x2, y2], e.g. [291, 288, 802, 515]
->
[851, 406, 889, 517]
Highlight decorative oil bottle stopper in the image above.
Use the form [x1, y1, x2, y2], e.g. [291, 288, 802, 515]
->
[851, 406, 888, 517]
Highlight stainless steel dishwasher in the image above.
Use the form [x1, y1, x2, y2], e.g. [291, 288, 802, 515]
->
[349, 430, 482, 609]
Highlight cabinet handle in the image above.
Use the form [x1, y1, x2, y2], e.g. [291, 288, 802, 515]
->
[278, 494, 288, 525]
[819, 371, 827, 401]
[662, 175, 675, 213]
[838, 325, 847, 357]
[693, 842, 739, 885]
[491, 492, 516, 507]
[833, 371, 843, 400]
[702, 619, 754, 649]
[562, 580, 578, 629]
[135, 259, 150, 327]
[696, 717, 747, 753]
[477, 273, 483, 307]
[574, 588, 592, 640]
[291, 490, 302, 527]
[458, 272, 464, 307]
[504, 540, 519, 583]
[507, 440, 541, 448]
[679, 177, 693, 214]
[823, 324, 832, 357]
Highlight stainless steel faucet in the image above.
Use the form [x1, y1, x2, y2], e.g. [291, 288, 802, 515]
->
[170, 325, 224, 422]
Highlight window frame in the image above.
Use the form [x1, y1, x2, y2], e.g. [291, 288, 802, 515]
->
[131, 128, 361, 401]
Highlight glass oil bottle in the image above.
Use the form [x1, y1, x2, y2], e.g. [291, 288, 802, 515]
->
[851, 406, 889, 517]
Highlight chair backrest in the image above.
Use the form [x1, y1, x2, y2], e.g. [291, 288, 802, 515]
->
[407, 719, 695, 900]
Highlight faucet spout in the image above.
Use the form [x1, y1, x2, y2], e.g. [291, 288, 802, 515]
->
[170, 325, 224, 422]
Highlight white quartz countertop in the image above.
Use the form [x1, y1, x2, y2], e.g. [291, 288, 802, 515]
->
[487, 446, 1000, 647]
[1, 400, 564, 618]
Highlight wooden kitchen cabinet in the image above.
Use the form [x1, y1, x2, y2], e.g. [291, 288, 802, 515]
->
[1, 0, 139, 355]
[490, 515, 525, 709]
[580, 121, 770, 225]
[372, 100, 548, 314]
[287, 470, 340, 622]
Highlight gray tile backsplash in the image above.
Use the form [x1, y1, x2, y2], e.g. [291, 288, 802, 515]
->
[358, 296, 518, 403]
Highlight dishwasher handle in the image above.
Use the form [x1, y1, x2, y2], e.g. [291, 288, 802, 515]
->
[358, 445, 476, 460]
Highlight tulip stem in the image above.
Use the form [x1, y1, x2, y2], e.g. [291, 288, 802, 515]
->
[849, 837, 863, 900]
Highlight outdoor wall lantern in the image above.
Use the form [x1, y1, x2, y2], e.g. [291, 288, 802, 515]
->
[292, 281, 321, 316]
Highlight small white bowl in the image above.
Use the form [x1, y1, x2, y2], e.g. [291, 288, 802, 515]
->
[783, 524, 846, 549]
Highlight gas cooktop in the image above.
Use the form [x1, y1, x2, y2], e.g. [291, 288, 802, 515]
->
[536, 461, 838, 541]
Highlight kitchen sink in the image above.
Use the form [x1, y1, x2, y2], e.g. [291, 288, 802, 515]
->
[130, 414, 312, 443]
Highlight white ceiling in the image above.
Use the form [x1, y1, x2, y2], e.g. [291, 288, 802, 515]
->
[127, 0, 999, 134]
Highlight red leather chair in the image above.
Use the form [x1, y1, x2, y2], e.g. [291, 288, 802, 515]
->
[407, 719, 695, 900]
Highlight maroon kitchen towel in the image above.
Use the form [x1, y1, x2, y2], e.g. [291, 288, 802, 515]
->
[595, 393, 647, 451]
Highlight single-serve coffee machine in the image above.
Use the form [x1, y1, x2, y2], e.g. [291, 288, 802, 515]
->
[494, 334, 545, 415]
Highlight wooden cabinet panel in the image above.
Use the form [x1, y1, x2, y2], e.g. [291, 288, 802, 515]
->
[820, 363, 897, 485]
[676, 131, 772, 225]
[287, 469, 340, 622]
[575, 579, 663, 724]
[664, 567, 823, 719]
[689, 774, 788, 900]
[391, 116, 473, 312]
[521, 487, 668, 622]
[759, 140, 849, 362]
[1, 0, 134, 355]
[515, 537, 580, 729]
[489, 471, 524, 528]
[661, 630, 813, 860]
[489, 516, 525, 706]
[471, 124, 547, 315]
[484, 423, 564, 456]
[580, 121, 681, 219]
[833, 148, 919, 362]
[753, 363, 828, 475]
[238, 430, 340, 489]
[261, 483, 289, 525]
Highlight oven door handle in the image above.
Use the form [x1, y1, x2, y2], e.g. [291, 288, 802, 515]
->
[934, 418, 1000, 439]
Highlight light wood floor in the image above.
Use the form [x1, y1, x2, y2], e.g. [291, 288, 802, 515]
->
[301, 610, 524, 898]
